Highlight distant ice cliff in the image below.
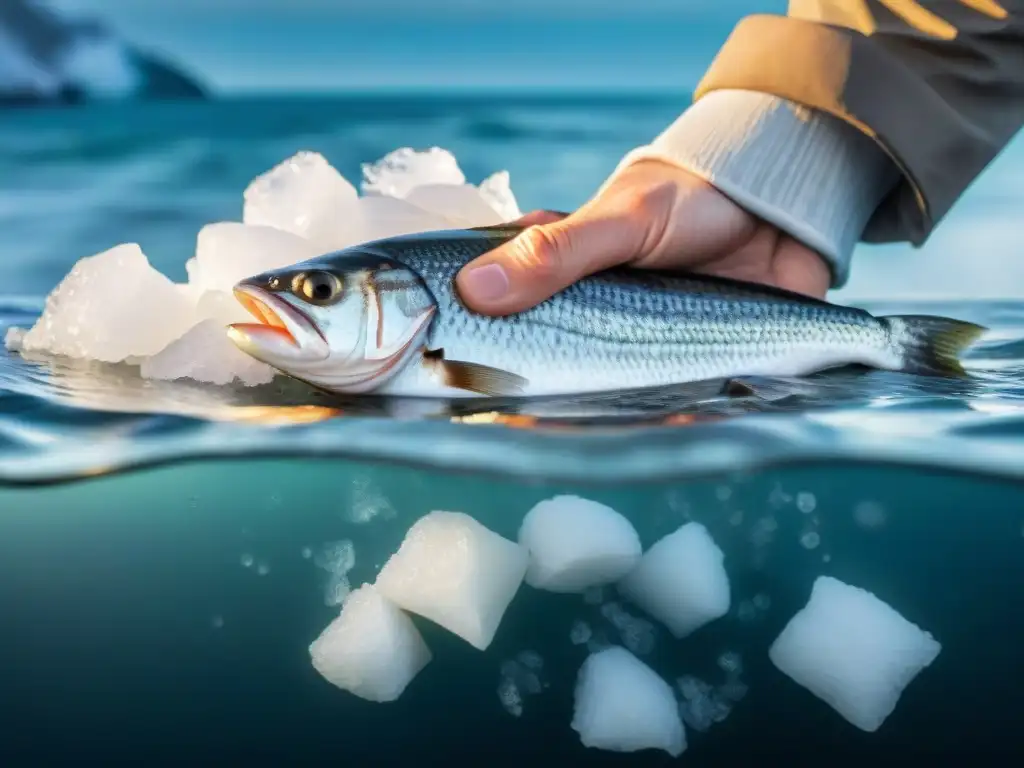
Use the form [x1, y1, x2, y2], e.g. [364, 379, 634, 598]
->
[0, 0, 205, 104]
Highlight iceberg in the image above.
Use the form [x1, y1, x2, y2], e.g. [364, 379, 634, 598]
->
[0, 0, 205, 105]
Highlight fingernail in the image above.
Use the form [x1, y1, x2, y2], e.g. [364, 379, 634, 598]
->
[461, 263, 510, 302]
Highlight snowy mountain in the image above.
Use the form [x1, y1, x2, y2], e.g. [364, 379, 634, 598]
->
[0, 0, 205, 105]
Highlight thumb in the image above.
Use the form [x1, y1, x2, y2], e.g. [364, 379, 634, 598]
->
[456, 204, 647, 316]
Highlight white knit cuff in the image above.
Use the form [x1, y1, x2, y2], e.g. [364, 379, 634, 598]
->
[606, 90, 900, 287]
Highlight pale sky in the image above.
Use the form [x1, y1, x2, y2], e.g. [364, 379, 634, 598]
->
[44, 0, 781, 91]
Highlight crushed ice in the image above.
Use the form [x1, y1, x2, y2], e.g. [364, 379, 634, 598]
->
[6, 148, 522, 386]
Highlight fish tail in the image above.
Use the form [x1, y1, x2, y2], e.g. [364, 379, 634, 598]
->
[881, 314, 987, 377]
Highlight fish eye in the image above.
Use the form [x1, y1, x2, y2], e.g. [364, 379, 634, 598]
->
[294, 271, 343, 305]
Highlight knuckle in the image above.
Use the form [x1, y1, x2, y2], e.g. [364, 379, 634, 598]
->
[513, 225, 568, 281]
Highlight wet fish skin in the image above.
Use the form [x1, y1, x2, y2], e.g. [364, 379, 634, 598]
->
[230, 227, 986, 398]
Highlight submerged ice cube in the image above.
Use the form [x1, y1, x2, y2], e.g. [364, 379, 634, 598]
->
[572, 646, 686, 758]
[374, 511, 528, 650]
[243, 151, 359, 249]
[309, 584, 432, 702]
[518, 495, 642, 593]
[19, 243, 194, 363]
[361, 147, 466, 198]
[618, 522, 731, 638]
[769, 576, 941, 732]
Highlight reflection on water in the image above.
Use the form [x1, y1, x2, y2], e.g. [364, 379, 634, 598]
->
[3, 299, 1024, 486]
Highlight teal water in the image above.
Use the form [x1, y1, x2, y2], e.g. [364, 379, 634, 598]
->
[2, 96, 1024, 763]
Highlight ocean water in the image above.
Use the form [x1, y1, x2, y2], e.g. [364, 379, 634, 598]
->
[2, 95, 1024, 764]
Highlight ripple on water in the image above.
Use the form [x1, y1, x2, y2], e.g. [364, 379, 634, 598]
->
[4, 300, 1024, 486]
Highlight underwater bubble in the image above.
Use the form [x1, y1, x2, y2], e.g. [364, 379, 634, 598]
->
[796, 492, 817, 514]
[800, 531, 821, 550]
[570, 620, 593, 645]
[517, 650, 544, 671]
[717, 651, 742, 675]
[497, 677, 523, 717]
[737, 600, 757, 622]
[752, 593, 771, 611]
[854, 501, 887, 529]
[314, 539, 356, 574]
[240, 553, 254, 568]
[323, 573, 352, 607]
[715, 485, 733, 502]
[256, 561, 270, 576]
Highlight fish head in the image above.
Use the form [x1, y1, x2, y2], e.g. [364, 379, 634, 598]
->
[227, 251, 437, 393]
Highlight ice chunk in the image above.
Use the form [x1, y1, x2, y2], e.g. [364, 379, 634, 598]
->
[618, 522, 731, 638]
[20, 243, 194, 363]
[361, 147, 466, 198]
[571, 647, 686, 758]
[193, 289, 250, 326]
[769, 576, 941, 732]
[186, 222, 323, 296]
[140, 319, 276, 386]
[404, 184, 505, 227]
[309, 584, 431, 703]
[518, 495, 642, 593]
[342, 195, 456, 247]
[374, 511, 528, 650]
[4, 326, 25, 352]
[478, 170, 522, 220]
[243, 151, 359, 249]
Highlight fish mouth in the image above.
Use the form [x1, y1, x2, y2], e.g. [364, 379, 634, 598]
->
[227, 283, 330, 362]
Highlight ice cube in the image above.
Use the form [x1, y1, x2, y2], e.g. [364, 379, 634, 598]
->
[139, 319, 276, 386]
[374, 511, 528, 650]
[187, 222, 323, 295]
[571, 646, 686, 758]
[404, 184, 506, 227]
[344, 195, 457, 246]
[768, 576, 941, 732]
[193, 289, 250, 326]
[618, 522, 731, 638]
[478, 170, 522, 220]
[309, 584, 432, 703]
[4, 326, 26, 352]
[361, 147, 466, 198]
[243, 151, 359, 249]
[20, 243, 194, 363]
[518, 495, 642, 593]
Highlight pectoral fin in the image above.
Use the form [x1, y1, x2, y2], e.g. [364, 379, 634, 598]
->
[424, 348, 528, 397]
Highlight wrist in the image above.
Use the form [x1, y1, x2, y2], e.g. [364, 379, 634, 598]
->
[606, 90, 900, 287]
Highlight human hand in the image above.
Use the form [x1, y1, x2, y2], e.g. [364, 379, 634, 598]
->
[456, 159, 831, 315]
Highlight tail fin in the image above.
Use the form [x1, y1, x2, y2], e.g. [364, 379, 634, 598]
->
[881, 315, 987, 377]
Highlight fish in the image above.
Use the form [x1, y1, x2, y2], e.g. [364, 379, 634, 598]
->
[225, 226, 986, 398]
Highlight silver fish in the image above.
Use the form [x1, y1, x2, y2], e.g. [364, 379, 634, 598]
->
[226, 226, 986, 398]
